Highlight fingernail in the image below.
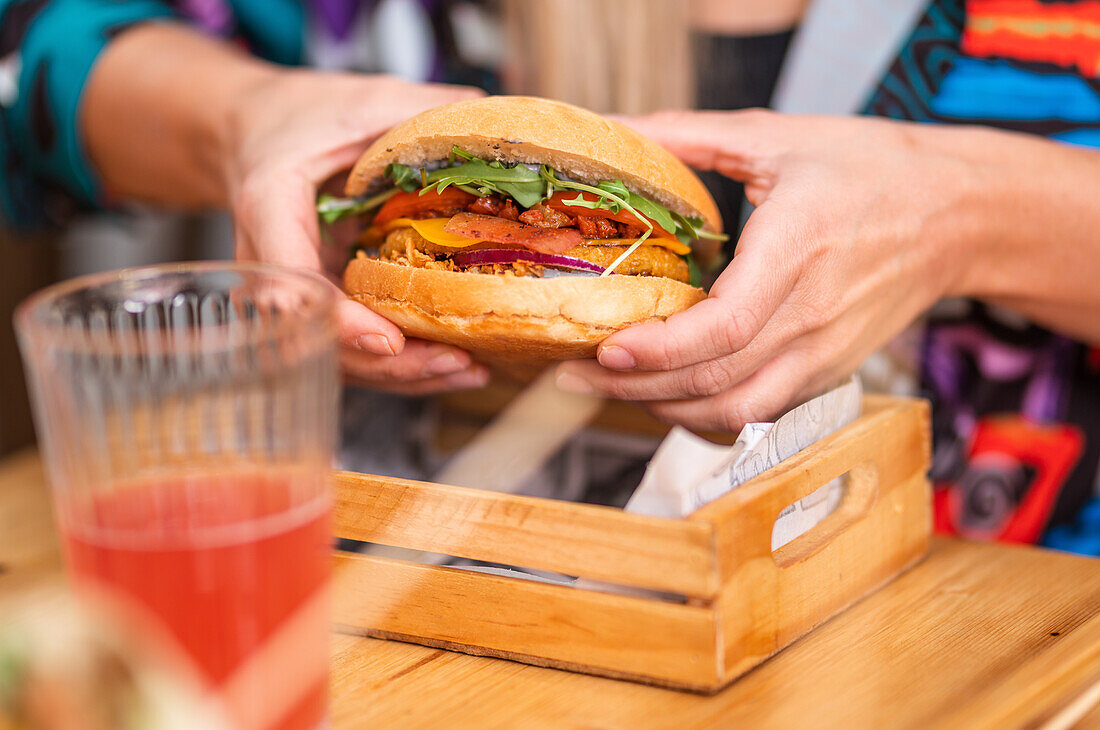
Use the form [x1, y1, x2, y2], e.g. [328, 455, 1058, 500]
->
[555, 371, 595, 395]
[598, 345, 635, 370]
[423, 352, 466, 376]
[446, 367, 490, 388]
[356, 334, 395, 356]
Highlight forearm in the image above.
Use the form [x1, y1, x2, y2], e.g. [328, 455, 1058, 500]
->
[940, 125, 1100, 343]
[82, 23, 278, 209]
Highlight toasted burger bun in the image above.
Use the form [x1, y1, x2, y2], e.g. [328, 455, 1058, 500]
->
[345, 96, 722, 236]
[344, 255, 706, 370]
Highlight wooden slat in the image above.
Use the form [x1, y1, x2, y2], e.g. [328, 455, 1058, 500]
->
[332, 552, 720, 689]
[333, 472, 718, 597]
[944, 610, 1100, 730]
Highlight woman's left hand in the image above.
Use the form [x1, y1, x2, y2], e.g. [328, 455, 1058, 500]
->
[555, 110, 986, 432]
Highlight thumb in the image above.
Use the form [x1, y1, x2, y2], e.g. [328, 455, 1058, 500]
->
[598, 199, 798, 371]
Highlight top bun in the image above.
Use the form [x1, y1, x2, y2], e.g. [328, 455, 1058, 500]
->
[345, 95, 722, 234]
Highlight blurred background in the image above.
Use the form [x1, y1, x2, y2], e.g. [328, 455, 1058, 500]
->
[0, 0, 811, 457]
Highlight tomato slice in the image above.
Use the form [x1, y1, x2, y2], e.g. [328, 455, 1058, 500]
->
[444, 213, 582, 254]
[544, 191, 673, 235]
[374, 188, 475, 226]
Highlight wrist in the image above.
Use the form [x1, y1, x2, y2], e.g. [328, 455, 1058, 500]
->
[209, 64, 284, 206]
[910, 125, 1100, 342]
[914, 125, 1013, 301]
[936, 126, 1076, 303]
[84, 24, 279, 209]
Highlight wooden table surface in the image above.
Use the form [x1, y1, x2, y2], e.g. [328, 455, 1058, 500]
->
[2, 449, 1100, 729]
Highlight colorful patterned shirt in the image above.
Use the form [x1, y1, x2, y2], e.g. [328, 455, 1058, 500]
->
[867, 0, 1100, 551]
[0, 0, 463, 228]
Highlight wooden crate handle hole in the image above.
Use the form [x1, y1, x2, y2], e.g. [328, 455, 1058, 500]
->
[771, 461, 880, 569]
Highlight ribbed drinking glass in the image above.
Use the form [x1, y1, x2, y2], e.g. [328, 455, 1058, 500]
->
[15, 262, 339, 730]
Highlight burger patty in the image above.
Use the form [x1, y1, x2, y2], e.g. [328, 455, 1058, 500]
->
[379, 227, 690, 283]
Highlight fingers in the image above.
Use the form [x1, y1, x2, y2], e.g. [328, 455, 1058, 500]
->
[621, 109, 787, 184]
[234, 169, 325, 272]
[336, 298, 405, 355]
[596, 205, 798, 373]
[344, 367, 490, 396]
[340, 339, 489, 394]
[640, 348, 816, 433]
[341, 339, 471, 380]
[556, 312, 800, 401]
[232, 164, 411, 356]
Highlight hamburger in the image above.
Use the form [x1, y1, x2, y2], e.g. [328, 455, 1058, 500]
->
[320, 96, 725, 371]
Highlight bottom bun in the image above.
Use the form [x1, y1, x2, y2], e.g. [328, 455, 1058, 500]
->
[343, 255, 705, 371]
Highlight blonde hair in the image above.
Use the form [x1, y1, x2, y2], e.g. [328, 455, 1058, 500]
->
[500, 0, 693, 115]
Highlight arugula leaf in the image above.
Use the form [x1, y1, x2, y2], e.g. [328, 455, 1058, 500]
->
[386, 163, 419, 192]
[684, 214, 727, 241]
[670, 210, 699, 240]
[687, 252, 702, 288]
[595, 180, 629, 212]
[316, 195, 357, 224]
[494, 181, 545, 208]
[625, 191, 676, 235]
[316, 187, 400, 224]
[417, 151, 546, 208]
[455, 183, 486, 196]
[539, 168, 641, 223]
[538, 170, 658, 276]
[559, 193, 602, 210]
[561, 178, 676, 235]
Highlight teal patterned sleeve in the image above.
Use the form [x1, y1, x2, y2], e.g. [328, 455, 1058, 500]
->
[0, 0, 174, 227]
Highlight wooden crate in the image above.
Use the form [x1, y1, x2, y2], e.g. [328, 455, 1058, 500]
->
[331, 395, 932, 692]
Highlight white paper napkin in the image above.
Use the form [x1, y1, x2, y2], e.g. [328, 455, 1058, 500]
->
[626, 376, 863, 550]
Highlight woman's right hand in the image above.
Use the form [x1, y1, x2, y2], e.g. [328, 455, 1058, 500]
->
[86, 24, 490, 394]
[224, 71, 491, 394]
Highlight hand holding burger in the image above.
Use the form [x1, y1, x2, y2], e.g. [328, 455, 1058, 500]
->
[224, 72, 494, 394]
[84, 25, 489, 395]
[556, 109, 1100, 432]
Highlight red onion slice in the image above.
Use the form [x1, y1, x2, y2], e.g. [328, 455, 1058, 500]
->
[450, 248, 609, 274]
